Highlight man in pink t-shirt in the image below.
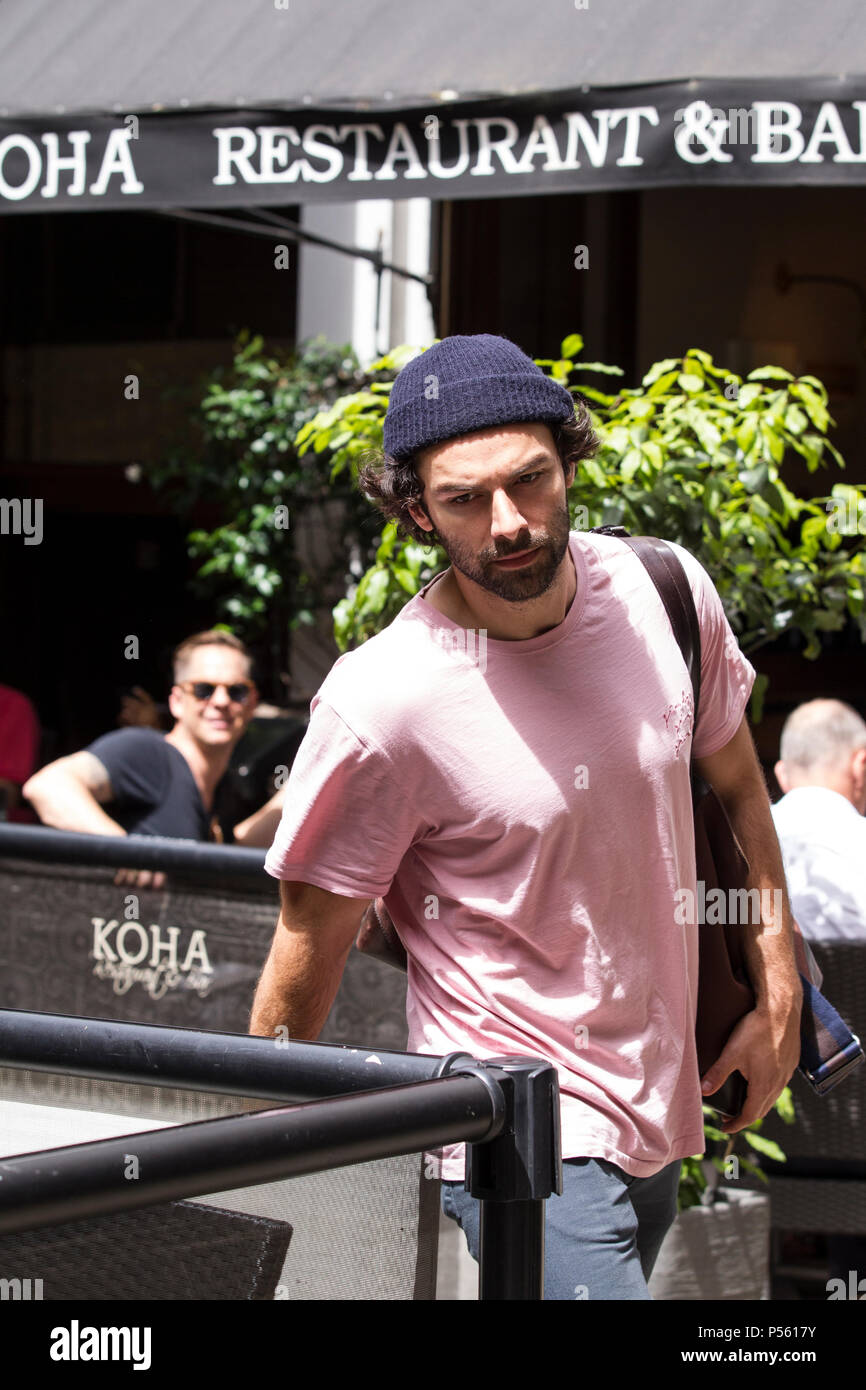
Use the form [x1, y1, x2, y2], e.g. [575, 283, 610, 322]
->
[252, 335, 802, 1299]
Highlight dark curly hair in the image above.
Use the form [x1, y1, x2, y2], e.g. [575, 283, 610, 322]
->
[357, 401, 600, 545]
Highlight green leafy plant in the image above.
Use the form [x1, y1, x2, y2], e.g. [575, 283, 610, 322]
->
[297, 335, 866, 700]
[678, 1087, 795, 1212]
[146, 333, 375, 697]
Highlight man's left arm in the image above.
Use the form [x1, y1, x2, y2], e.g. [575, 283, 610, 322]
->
[695, 715, 802, 1134]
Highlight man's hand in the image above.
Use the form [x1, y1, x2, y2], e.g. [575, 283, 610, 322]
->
[113, 867, 167, 891]
[699, 994, 801, 1134]
[118, 686, 162, 729]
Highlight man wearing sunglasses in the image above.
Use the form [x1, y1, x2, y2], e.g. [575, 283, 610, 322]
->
[24, 630, 258, 885]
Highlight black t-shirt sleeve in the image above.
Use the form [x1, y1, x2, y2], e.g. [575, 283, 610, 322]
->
[85, 729, 170, 810]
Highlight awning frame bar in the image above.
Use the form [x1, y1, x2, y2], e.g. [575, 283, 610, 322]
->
[153, 205, 434, 286]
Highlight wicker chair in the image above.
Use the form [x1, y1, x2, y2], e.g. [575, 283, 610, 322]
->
[743, 941, 866, 1234]
[0, 1199, 291, 1300]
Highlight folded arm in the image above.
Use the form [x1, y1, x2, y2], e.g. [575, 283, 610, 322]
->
[23, 751, 126, 836]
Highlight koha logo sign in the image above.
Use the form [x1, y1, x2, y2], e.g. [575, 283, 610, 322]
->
[90, 918, 213, 1000]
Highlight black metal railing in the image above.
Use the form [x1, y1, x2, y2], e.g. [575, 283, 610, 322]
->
[0, 823, 266, 877]
[0, 1008, 561, 1300]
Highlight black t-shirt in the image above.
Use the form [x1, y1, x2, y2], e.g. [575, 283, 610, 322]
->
[86, 728, 214, 840]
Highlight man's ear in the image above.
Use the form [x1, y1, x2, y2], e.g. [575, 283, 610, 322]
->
[167, 685, 184, 722]
[774, 759, 790, 794]
[406, 501, 435, 534]
[852, 746, 866, 796]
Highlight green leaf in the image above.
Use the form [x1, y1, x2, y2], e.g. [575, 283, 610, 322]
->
[574, 361, 625, 376]
[560, 333, 584, 357]
[678, 373, 704, 394]
[759, 478, 787, 516]
[646, 370, 680, 398]
[743, 1132, 787, 1162]
[393, 566, 418, 595]
[750, 672, 769, 723]
[641, 358, 681, 387]
[736, 383, 763, 409]
[739, 464, 769, 493]
[784, 404, 809, 435]
[621, 449, 644, 481]
[573, 384, 617, 406]
[747, 365, 795, 382]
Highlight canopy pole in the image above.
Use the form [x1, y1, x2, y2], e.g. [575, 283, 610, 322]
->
[154, 206, 433, 286]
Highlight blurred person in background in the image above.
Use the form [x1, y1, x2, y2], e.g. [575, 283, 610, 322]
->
[0, 682, 41, 822]
[772, 697, 866, 1290]
[24, 630, 259, 886]
[772, 698, 866, 941]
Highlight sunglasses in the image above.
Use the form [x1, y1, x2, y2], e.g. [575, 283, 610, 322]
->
[177, 680, 256, 704]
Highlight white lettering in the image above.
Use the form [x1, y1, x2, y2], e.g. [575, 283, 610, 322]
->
[92, 918, 119, 962]
[562, 111, 611, 168]
[180, 928, 212, 973]
[800, 101, 859, 163]
[427, 119, 472, 179]
[374, 121, 427, 180]
[212, 126, 259, 185]
[514, 114, 568, 173]
[338, 123, 385, 181]
[41, 131, 91, 198]
[0, 134, 42, 200]
[88, 130, 143, 195]
[257, 125, 303, 183]
[608, 106, 659, 166]
[751, 102, 804, 162]
[148, 925, 180, 970]
[470, 117, 522, 176]
[115, 922, 149, 965]
[300, 124, 343, 182]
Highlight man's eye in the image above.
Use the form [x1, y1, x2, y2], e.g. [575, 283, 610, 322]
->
[447, 473, 543, 506]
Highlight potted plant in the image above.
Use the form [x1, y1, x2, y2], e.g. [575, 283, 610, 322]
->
[648, 1089, 795, 1300]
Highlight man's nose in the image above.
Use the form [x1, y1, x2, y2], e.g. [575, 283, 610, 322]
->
[489, 487, 529, 538]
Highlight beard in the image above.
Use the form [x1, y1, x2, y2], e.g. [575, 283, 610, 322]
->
[433, 499, 573, 603]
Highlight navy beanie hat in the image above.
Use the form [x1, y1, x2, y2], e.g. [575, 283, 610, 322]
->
[382, 333, 576, 461]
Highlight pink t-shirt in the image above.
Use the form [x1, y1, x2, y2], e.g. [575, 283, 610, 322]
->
[265, 531, 755, 1180]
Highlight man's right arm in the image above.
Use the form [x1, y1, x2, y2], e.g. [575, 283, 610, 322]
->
[249, 879, 372, 1040]
[23, 751, 126, 837]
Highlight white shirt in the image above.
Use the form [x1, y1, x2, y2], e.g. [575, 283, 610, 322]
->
[772, 786, 866, 941]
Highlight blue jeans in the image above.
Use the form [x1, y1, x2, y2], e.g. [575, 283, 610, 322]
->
[441, 1156, 682, 1300]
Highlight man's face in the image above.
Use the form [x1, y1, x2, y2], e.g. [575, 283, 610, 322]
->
[408, 422, 575, 602]
[168, 646, 258, 750]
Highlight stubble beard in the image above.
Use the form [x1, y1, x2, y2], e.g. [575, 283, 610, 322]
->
[434, 499, 573, 603]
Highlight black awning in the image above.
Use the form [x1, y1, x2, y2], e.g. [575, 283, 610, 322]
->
[1, 0, 865, 211]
